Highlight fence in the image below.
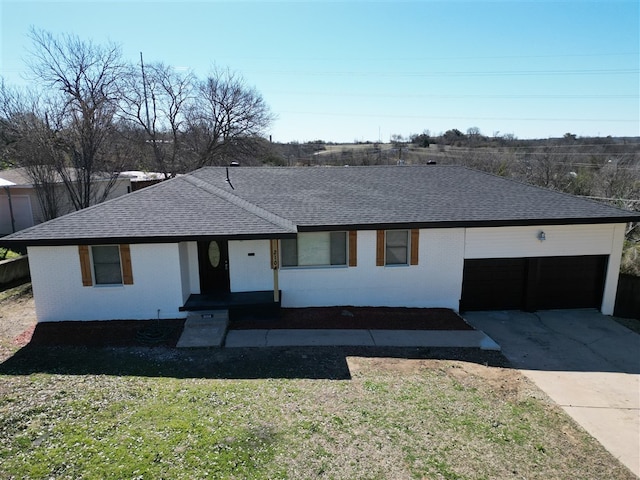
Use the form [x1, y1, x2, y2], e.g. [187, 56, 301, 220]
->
[614, 274, 640, 320]
[0, 255, 30, 286]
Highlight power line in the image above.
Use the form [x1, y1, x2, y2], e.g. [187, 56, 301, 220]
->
[252, 68, 638, 78]
[217, 51, 639, 63]
[280, 110, 637, 123]
[437, 145, 640, 153]
[446, 152, 639, 158]
[269, 91, 638, 100]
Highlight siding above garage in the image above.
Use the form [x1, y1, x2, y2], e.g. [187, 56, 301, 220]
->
[464, 224, 617, 259]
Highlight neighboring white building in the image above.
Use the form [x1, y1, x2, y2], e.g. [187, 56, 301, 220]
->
[2, 165, 638, 322]
[0, 168, 132, 235]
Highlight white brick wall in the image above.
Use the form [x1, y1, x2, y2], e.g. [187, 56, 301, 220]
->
[275, 229, 465, 310]
[26, 223, 627, 321]
[28, 243, 187, 322]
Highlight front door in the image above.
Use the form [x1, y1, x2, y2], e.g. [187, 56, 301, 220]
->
[198, 240, 230, 293]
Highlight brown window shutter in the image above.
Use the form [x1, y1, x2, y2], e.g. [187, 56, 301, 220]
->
[78, 245, 93, 286]
[348, 231, 357, 267]
[376, 230, 385, 266]
[410, 229, 419, 265]
[120, 244, 134, 285]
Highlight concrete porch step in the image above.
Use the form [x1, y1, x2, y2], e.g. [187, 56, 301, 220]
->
[177, 310, 229, 348]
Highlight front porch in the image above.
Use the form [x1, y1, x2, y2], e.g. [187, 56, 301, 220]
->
[180, 290, 281, 315]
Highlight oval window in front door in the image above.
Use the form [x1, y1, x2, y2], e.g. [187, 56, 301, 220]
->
[208, 241, 221, 268]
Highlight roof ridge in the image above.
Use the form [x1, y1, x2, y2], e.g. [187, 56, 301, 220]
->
[180, 174, 298, 233]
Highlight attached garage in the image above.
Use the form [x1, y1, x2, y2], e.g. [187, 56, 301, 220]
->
[460, 255, 608, 312]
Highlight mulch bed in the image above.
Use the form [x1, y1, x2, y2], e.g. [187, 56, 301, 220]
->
[28, 319, 185, 347]
[22, 308, 472, 348]
[230, 307, 473, 331]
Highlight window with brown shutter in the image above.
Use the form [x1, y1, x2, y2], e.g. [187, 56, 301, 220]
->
[377, 229, 420, 266]
[79, 244, 134, 286]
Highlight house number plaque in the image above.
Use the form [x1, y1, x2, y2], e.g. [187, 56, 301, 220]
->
[270, 239, 279, 269]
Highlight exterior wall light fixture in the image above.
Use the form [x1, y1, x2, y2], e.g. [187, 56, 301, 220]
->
[537, 230, 546, 242]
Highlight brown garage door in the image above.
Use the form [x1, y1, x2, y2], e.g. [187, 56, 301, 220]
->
[460, 255, 608, 312]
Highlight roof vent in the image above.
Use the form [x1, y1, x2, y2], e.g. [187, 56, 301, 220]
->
[229, 161, 240, 167]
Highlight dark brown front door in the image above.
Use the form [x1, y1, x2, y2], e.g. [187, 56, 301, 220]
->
[198, 240, 230, 293]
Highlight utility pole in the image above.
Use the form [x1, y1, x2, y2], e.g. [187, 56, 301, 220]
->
[140, 52, 151, 131]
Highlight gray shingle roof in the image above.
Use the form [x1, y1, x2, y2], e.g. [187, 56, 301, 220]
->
[2, 165, 638, 246]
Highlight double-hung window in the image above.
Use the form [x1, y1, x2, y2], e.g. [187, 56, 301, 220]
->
[385, 230, 409, 265]
[92, 245, 123, 284]
[281, 232, 347, 267]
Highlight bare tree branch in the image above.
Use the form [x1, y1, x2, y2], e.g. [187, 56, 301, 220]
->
[26, 28, 126, 210]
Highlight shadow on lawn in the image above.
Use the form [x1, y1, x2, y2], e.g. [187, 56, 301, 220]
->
[0, 344, 508, 380]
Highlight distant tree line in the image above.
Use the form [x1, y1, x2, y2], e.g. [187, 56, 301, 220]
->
[0, 28, 273, 220]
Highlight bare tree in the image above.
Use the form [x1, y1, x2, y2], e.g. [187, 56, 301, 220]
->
[184, 68, 273, 168]
[120, 59, 194, 177]
[27, 28, 126, 210]
[0, 82, 63, 221]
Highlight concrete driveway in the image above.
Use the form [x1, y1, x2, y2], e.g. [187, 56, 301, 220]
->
[464, 309, 640, 478]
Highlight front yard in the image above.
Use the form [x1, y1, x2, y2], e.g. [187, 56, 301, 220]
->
[0, 345, 635, 480]
[0, 284, 635, 479]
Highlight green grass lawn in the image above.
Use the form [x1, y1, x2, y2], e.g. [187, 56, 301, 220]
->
[0, 346, 635, 479]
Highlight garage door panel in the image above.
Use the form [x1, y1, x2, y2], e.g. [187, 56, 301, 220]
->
[461, 258, 526, 311]
[536, 256, 607, 310]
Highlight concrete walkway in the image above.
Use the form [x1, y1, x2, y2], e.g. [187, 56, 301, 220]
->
[464, 309, 640, 478]
[177, 310, 229, 348]
[225, 328, 500, 349]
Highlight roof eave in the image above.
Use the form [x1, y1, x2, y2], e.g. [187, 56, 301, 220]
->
[0, 231, 298, 248]
[298, 216, 640, 232]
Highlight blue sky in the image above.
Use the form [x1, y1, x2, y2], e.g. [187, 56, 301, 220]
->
[1, 0, 638, 142]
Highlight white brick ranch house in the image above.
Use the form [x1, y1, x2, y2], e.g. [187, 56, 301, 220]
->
[1, 165, 638, 323]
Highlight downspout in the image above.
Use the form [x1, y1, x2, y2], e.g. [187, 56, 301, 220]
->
[4, 186, 16, 234]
